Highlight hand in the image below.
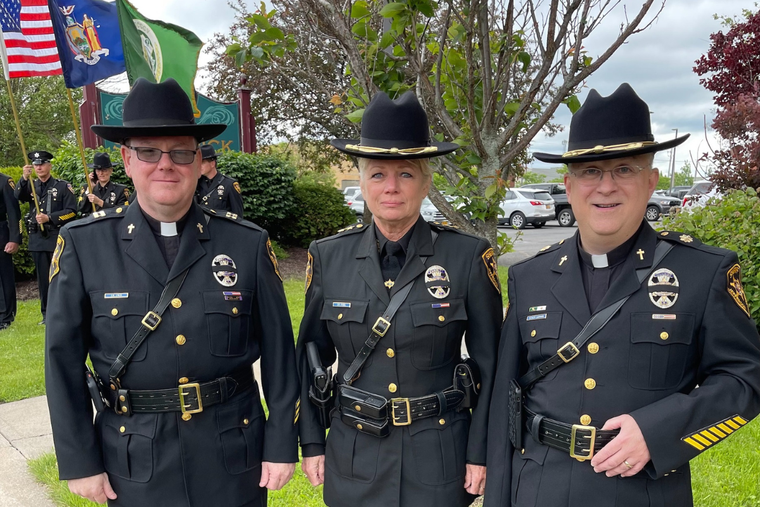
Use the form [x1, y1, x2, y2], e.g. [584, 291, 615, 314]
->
[590, 414, 651, 477]
[22, 165, 32, 180]
[89, 172, 96, 183]
[68, 473, 117, 504]
[87, 194, 104, 207]
[36, 214, 49, 224]
[464, 464, 486, 496]
[259, 461, 295, 490]
[302, 455, 325, 486]
[4, 242, 19, 254]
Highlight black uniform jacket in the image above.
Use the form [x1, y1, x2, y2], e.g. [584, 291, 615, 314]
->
[0, 173, 22, 245]
[196, 172, 244, 216]
[45, 200, 299, 507]
[297, 217, 502, 507]
[78, 181, 130, 216]
[485, 224, 760, 507]
[14, 177, 77, 251]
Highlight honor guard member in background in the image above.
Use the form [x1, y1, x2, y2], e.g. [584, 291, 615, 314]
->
[79, 152, 130, 217]
[485, 84, 760, 507]
[195, 144, 244, 216]
[297, 91, 502, 507]
[15, 151, 77, 324]
[0, 171, 21, 330]
[45, 78, 300, 506]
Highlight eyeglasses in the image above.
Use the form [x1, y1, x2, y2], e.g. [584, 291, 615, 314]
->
[569, 164, 648, 184]
[126, 145, 198, 165]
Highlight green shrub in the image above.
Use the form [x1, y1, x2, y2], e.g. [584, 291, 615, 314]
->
[281, 181, 356, 248]
[52, 142, 130, 190]
[663, 188, 760, 329]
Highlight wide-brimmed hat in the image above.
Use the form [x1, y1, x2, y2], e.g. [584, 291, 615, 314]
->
[28, 150, 54, 165]
[200, 144, 218, 160]
[533, 83, 689, 164]
[91, 78, 226, 144]
[331, 91, 459, 160]
[88, 152, 116, 170]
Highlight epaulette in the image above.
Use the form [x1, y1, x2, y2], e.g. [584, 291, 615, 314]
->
[67, 206, 125, 228]
[428, 220, 483, 241]
[201, 206, 263, 232]
[535, 240, 564, 256]
[336, 223, 369, 235]
[658, 231, 702, 248]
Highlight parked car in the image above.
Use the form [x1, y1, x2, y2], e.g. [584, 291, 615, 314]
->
[682, 181, 721, 211]
[520, 183, 575, 227]
[499, 188, 555, 229]
[646, 193, 681, 221]
[343, 186, 361, 202]
[346, 193, 364, 221]
[420, 198, 438, 222]
[666, 185, 691, 200]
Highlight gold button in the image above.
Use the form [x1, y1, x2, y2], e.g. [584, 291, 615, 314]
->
[110, 384, 116, 391]
[119, 395, 125, 402]
[584, 378, 596, 390]
[171, 298, 182, 308]
[386, 348, 395, 358]
[388, 383, 398, 393]
[580, 414, 592, 425]
[531, 330, 536, 337]
[243, 419, 249, 425]
[115, 207, 123, 214]
[588, 343, 599, 354]
[179, 377, 189, 384]
[176, 335, 187, 345]
[121, 406, 128, 413]
[356, 423, 363, 430]
[521, 448, 525, 454]
[232, 307, 239, 315]
[438, 315, 445, 322]
[664, 473, 669, 477]
[355, 405, 362, 411]
[356, 224, 363, 228]
[119, 426, 126, 433]
[439, 418, 446, 425]
[660, 332, 669, 340]
[338, 313, 343, 320]
[111, 308, 118, 316]
[182, 413, 192, 421]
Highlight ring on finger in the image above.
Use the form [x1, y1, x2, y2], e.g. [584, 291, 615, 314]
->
[623, 460, 633, 470]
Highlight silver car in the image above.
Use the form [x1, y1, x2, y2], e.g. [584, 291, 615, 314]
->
[499, 188, 555, 229]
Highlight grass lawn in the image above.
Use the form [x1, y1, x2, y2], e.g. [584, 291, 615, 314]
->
[10, 267, 760, 506]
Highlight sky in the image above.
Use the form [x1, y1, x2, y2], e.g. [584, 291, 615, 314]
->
[124, 0, 748, 179]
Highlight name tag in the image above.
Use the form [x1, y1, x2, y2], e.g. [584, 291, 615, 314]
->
[652, 314, 677, 320]
[432, 303, 450, 308]
[332, 302, 351, 308]
[528, 305, 547, 312]
[527, 314, 547, 321]
[104, 293, 128, 299]
[224, 291, 242, 301]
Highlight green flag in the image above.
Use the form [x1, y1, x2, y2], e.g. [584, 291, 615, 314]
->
[115, 0, 202, 116]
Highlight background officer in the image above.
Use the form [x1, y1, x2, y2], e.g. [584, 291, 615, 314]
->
[15, 151, 77, 324]
[297, 92, 502, 507]
[78, 152, 130, 216]
[0, 171, 21, 330]
[195, 144, 244, 215]
[45, 78, 299, 506]
[485, 83, 760, 507]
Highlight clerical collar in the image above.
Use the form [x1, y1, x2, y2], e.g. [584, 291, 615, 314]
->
[578, 222, 645, 269]
[375, 220, 415, 254]
[141, 208, 191, 237]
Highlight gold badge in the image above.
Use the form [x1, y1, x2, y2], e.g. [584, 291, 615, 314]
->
[727, 263, 750, 317]
[49, 235, 64, 282]
[266, 238, 283, 281]
[481, 247, 500, 294]
[425, 265, 450, 299]
[305, 252, 313, 293]
[648, 268, 679, 309]
[124, 188, 130, 197]
[233, 182, 242, 194]
[8, 178, 14, 190]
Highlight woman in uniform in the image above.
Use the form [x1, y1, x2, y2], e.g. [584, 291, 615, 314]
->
[78, 152, 129, 216]
[296, 91, 502, 507]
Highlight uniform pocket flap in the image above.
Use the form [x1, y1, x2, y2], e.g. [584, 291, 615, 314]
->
[104, 413, 157, 438]
[410, 298, 467, 328]
[216, 396, 264, 433]
[321, 299, 369, 324]
[518, 441, 550, 465]
[90, 291, 149, 319]
[408, 410, 468, 436]
[519, 311, 563, 342]
[202, 290, 253, 317]
[630, 313, 695, 346]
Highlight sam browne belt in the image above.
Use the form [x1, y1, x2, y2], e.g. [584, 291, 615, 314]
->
[524, 407, 619, 461]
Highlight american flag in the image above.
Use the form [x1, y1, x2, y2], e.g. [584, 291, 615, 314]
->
[0, 0, 62, 79]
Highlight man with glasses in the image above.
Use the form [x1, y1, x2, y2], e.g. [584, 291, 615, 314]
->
[485, 83, 760, 507]
[45, 78, 300, 506]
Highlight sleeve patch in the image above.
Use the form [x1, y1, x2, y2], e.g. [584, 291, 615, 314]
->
[481, 247, 501, 294]
[49, 235, 64, 282]
[8, 178, 14, 190]
[266, 238, 283, 281]
[233, 182, 241, 194]
[727, 263, 750, 318]
[305, 251, 314, 293]
[67, 183, 75, 194]
[682, 415, 748, 452]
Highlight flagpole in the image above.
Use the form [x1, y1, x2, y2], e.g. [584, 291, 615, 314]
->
[4, 77, 45, 232]
[66, 87, 96, 212]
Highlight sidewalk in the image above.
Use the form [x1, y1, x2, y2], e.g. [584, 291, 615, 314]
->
[0, 396, 58, 507]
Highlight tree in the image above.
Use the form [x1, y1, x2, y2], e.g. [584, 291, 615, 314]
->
[228, 0, 663, 252]
[0, 76, 80, 166]
[674, 161, 694, 187]
[694, 10, 760, 191]
[518, 171, 546, 186]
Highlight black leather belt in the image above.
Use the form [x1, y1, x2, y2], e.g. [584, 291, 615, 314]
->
[525, 407, 619, 461]
[110, 366, 255, 416]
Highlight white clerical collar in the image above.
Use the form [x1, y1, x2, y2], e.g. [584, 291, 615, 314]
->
[160, 222, 178, 237]
[591, 254, 609, 268]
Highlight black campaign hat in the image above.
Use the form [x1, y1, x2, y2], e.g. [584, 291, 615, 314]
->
[533, 83, 690, 164]
[91, 78, 226, 143]
[88, 152, 116, 170]
[200, 144, 218, 160]
[331, 91, 459, 160]
[28, 150, 54, 164]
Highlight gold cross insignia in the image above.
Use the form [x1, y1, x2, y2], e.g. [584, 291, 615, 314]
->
[680, 234, 693, 243]
[384, 279, 395, 289]
[197, 223, 204, 234]
[637, 249, 645, 260]
[127, 224, 135, 234]
[559, 255, 568, 266]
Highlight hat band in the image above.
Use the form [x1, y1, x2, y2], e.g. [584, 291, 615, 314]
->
[563, 141, 658, 158]
[345, 144, 439, 155]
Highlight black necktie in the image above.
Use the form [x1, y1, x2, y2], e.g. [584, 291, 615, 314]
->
[381, 241, 403, 286]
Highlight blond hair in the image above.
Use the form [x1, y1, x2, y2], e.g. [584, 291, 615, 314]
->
[358, 157, 433, 181]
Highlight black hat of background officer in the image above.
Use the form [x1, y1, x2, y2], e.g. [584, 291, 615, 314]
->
[532, 83, 690, 164]
[330, 91, 459, 160]
[91, 78, 226, 143]
[88, 152, 116, 170]
[200, 145, 218, 160]
[28, 150, 54, 165]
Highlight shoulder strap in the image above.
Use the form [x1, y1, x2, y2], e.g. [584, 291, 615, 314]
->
[518, 240, 674, 390]
[108, 269, 190, 389]
[343, 229, 439, 385]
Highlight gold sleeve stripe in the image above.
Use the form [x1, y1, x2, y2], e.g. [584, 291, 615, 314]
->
[726, 420, 741, 430]
[709, 427, 726, 438]
[682, 415, 748, 452]
[734, 416, 748, 424]
[717, 423, 733, 434]
[700, 430, 719, 443]
[293, 398, 301, 425]
[59, 212, 76, 221]
[692, 434, 712, 447]
[683, 437, 704, 451]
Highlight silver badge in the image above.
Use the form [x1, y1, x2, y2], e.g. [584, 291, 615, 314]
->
[51, 187, 58, 197]
[217, 185, 225, 196]
[648, 268, 679, 309]
[110, 191, 116, 203]
[425, 265, 450, 299]
[212, 254, 238, 287]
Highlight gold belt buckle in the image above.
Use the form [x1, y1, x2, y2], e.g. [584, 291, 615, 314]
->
[141, 311, 162, 331]
[557, 342, 580, 363]
[178, 383, 203, 415]
[372, 317, 391, 337]
[569, 424, 596, 461]
[391, 398, 411, 426]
